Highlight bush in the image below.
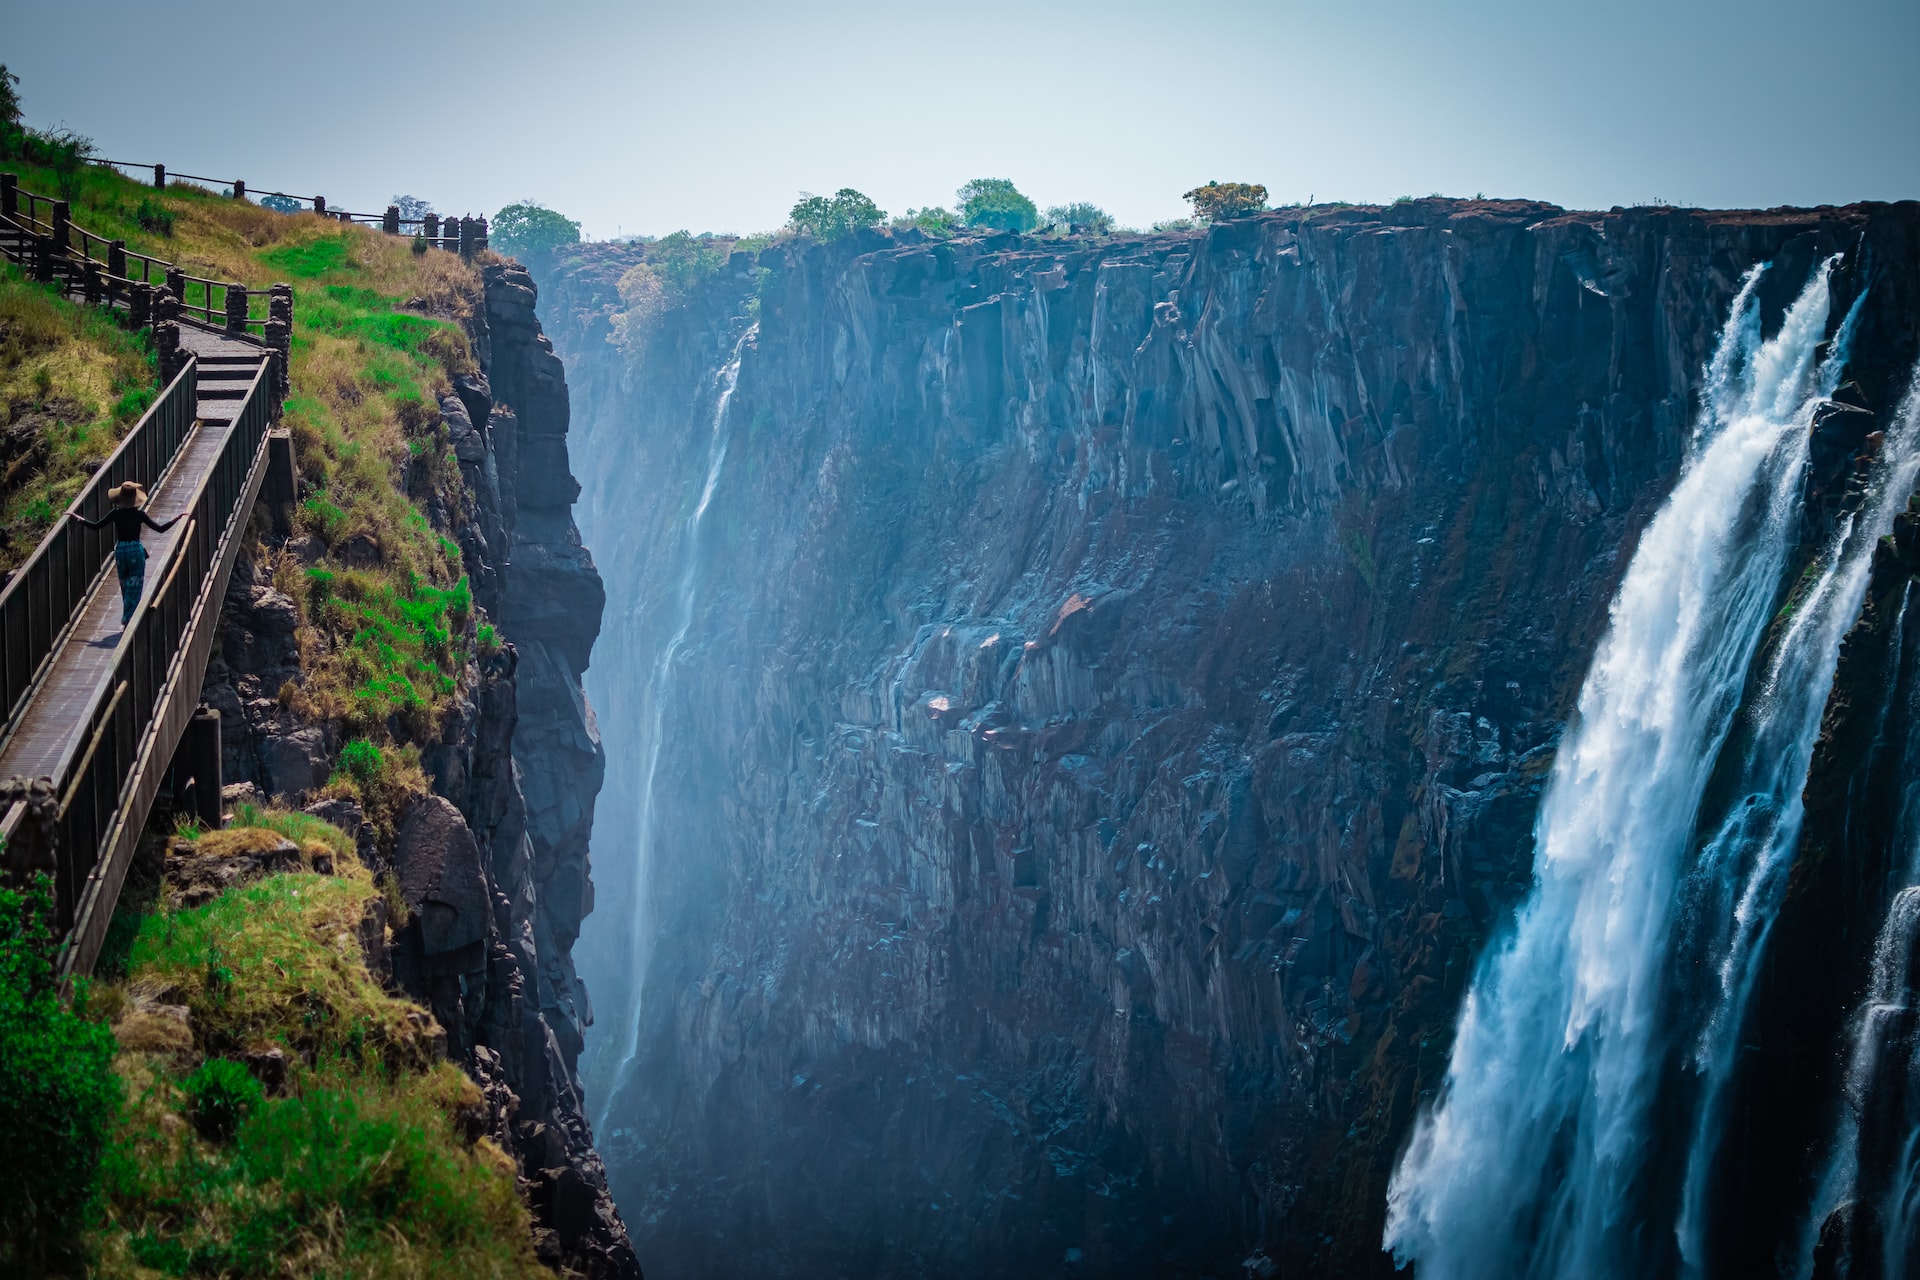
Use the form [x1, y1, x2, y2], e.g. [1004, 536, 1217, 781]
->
[133, 196, 174, 237]
[894, 206, 958, 237]
[0, 875, 123, 1271]
[1183, 181, 1269, 221]
[957, 178, 1039, 233]
[788, 188, 886, 241]
[490, 201, 581, 261]
[1045, 202, 1115, 235]
[337, 738, 383, 788]
[183, 1058, 263, 1142]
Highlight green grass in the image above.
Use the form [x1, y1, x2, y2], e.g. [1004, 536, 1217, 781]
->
[88, 861, 541, 1278]
[0, 262, 158, 572]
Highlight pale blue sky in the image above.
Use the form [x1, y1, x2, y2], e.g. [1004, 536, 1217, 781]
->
[7, 0, 1917, 239]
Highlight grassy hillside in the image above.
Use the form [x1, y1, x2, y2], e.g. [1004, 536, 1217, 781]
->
[0, 149, 540, 1275]
[3, 154, 492, 738]
[83, 810, 545, 1278]
[0, 264, 155, 570]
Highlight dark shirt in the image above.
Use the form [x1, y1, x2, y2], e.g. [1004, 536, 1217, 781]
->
[74, 506, 178, 542]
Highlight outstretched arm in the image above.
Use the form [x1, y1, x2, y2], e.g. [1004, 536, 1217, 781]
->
[68, 510, 111, 530]
[141, 511, 180, 533]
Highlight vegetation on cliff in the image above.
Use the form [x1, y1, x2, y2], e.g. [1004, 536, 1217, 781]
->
[0, 82, 547, 1269]
[79, 811, 544, 1278]
[0, 150, 491, 740]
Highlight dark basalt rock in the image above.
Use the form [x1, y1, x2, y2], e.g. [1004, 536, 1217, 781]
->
[196, 260, 634, 1275]
[541, 199, 1920, 1277]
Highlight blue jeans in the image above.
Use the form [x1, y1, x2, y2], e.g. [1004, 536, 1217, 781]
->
[114, 540, 147, 625]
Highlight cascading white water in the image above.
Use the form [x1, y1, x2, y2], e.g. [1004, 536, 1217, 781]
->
[1672, 316, 1914, 1275]
[580, 328, 754, 1133]
[1797, 379, 1920, 1280]
[1384, 258, 1849, 1279]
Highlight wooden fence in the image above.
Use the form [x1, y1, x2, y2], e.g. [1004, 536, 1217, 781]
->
[87, 157, 489, 254]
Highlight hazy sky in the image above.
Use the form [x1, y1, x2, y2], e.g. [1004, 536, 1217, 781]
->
[8, 0, 1917, 239]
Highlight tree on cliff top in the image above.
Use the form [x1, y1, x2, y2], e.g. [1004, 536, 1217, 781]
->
[958, 178, 1039, 233]
[491, 201, 581, 261]
[1183, 181, 1269, 222]
[788, 189, 887, 241]
[1045, 202, 1115, 236]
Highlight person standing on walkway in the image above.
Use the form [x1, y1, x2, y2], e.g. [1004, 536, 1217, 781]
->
[69, 481, 180, 626]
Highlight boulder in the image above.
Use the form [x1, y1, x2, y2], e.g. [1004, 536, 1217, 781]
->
[394, 795, 490, 956]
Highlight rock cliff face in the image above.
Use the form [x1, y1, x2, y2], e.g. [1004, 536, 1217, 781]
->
[202, 262, 634, 1276]
[540, 201, 1920, 1276]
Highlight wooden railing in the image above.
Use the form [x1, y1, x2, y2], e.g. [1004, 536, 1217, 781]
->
[0, 172, 291, 359]
[0, 359, 200, 737]
[87, 157, 489, 254]
[0, 358, 277, 971]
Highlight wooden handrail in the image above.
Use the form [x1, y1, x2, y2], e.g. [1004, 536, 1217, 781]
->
[146, 518, 195, 609]
[57, 682, 126, 820]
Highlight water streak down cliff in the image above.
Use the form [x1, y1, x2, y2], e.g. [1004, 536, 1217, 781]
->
[539, 199, 1920, 1277]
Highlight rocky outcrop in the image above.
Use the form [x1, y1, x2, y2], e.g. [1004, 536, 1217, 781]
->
[200, 262, 632, 1276]
[540, 200, 1920, 1276]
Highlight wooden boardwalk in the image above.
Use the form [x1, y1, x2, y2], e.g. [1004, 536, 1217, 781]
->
[0, 331, 265, 785]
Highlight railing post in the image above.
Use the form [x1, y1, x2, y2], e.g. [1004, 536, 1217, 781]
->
[267, 281, 293, 401]
[383, 204, 400, 235]
[156, 320, 182, 383]
[51, 201, 70, 253]
[233, 179, 246, 202]
[0, 173, 16, 218]
[153, 163, 165, 189]
[264, 428, 297, 534]
[0, 777, 60, 878]
[83, 260, 104, 305]
[458, 215, 475, 260]
[164, 267, 186, 307]
[475, 216, 488, 253]
[423, 212, 439, 245]
[107, 238, 127, 279]
[173, 707, 222, 830]
[32, 235, 53, 283]
[131, 282, 153, 328]
[314, 195, 326, 216]
[224, 283, 248, 334]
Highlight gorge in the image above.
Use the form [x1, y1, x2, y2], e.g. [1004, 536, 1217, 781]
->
[529, 197, 1920, 1277]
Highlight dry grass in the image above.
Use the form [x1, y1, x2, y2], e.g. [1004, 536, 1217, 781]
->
[0, 263, 155, 570]
[6, 159, 488, 745]
[76, 800, 541, 1275]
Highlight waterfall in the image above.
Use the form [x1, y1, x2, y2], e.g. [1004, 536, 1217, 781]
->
[1800, 379, 1920, 1280]
[1384, 258, 1851, 1279]
[1672, 316, 1913, 1275]
[579, 327, 755, 1134]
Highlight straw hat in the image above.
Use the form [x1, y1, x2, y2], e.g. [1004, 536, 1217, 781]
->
[109, 481, 148, 508]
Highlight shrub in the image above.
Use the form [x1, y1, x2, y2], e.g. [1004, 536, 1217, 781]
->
[412, 232, 429, 256]
[788, 188, 886, 241]
[133, 196, 175, 237]
[1045, 202, 1115, 235]
[183, 1058, 263, 1142]
[894, 206, 958, 237]
[337, 738, 383, 788]
[957, 178, 1039, 233]
[490, 201, 581, 260]
[0, 875, 123, 1271]
[1183, 181, 1269, 221]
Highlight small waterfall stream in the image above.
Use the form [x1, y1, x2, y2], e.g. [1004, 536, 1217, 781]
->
[1385, 258, 1862, 1279]
[1803, 379, 1920, 1280]
[580, 327, 754, 1133]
